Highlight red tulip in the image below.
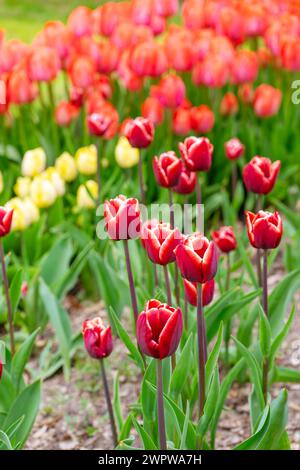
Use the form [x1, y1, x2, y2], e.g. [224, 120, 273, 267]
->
[68, 6, 93, 38]
[165, 28, 196, 72]
[87, 112, 113, 137]
[38, 21, 72, 61]
[179, 136, 213, 172]
[212, 226, 237, 253]
[190, 105, 215, 134]
[7, 67, 38, 105]
[154, 0, 179, 18]
[0, 39, 28, 74]
[28, 46, 60, 82]
[82, 317, 113, 359]
[141, 97, 164, 126]
[231, 50, 258, 85]
[141, 222, 182, 265]
[192, 55, 229, 88]
[281, 36, 300, 72]
[245, 211, 282, 250]
[0, 207, 13, 237]
[224, 138, 245, 161]
[183, 278, 215, 307]
[140, 219, 159, 249]
[219, 6, 245, 45]
[151, 74, 185, 108]
[68, 55, 96, 89]
[54, 101, 79, 127]
[124, 117, 154, 149]
[0, 362, 2, 380]
[175, 233, 218, 283]
[153, 151, 183, 188]
[130, 41, 168, 78]
[220, 92, 239, 116]
[243, 156, 281, 195]
[172, 106, 191, 136]
[104, 195, 141, 240]
[238, 83, 254, 105]
[137, 299, 183, 359]
[88, 102, 119, 140]
[173, 166, 196, 195]
[98, 41, 119, 74]
[253, 84, 282, 118]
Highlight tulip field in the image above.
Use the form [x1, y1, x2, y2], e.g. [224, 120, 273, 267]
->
[1, 0, 300, 458]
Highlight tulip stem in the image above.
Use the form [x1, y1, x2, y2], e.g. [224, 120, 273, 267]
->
[96, 139, 102, 207]
[100, 359, 118, 447]
[163, 265, 176, 370]
[224, 254, 231, 366]
[123, 240, 138, 326]
[196, 283, 205, 419]
[154, 264, 159, 291]
[195, 175, 202, 232]
[0, 240, 15, 355]
[138, 150, 146, 204]
[168, 189, 180, 304]
[156, 359, 167, 450]
[262, 249, 269, 402]
[168, 189, 175, 229]
[231, 162, 237, 198]
[256, 249, 262, 288]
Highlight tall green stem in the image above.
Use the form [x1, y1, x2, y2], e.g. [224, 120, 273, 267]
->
[156, 359, 167, 450]
[0, 239, 15, 355]
[100, 359, 118, 447]
[262, 249, 269, 402]
[196, 283, 205, 418]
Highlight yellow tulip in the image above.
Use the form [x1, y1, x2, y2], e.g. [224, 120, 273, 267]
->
[115, 136, 140, 169]
[77, 180, 98, 209]
[55, 152, 77, 182]
[30, 175, 57, 209]
[75, 145, 97, 175]
[14, 176, 31, 198]
[21, 147, 46, 177]
[5, 198, 27, 231]
[0, 171, 3, 194]
[22, 198, 40, 226]
[43, 167, 65, 196]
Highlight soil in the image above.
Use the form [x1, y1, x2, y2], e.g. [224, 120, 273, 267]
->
[26, 270, 300, 451]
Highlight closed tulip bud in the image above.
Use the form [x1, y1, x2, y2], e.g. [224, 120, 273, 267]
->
[0, 207, 14, 237]
[192, 56, 229, 88]
[28, 46, 61, 82]
[30, 176, 57, 209]
[82, 317, 113, 359]
[212, 226, 237, 253]
[231, 50, 258, 85]
[68, 6, 93, 38]
[253, 84, 282, 118]
[152, 74, 185, 108]
[21, 147, 46, 177]
[243, 156, 281, 195]
[179, 136, 213, 172]
[14, 176, 31, 198]
[124, 117, 154, 149]
[245, 211, 282, 250]
[224, 138, 245, 161]
[154, 0, 178, 17]
[141, 97, 164, 126]
[43, 168, 65, 197]
[115, 136, 140, 169]
[141, 222, 182, 265]
[77, 180, 98, 209]
[172, 106, 191, 136]
[55, 152, 77, 182]
[75, 145, 97, 175]
[7, 67, 38, 105]
[104, 195, 140, 240]
[153, 151, 182, 188]
[54, 101, 80, 127]
[87, 112, 112, 137]
[137, 299, 182, 359]
[140, 219, 159, 249]
[173, 166, 196, 195]
[190, 105, 215, 134]
[175, 233, 218, 283]
[238, 83, 254, 104]
[68, 55, 96, 89]
[131, 42, 168, 78]
[183, 278, 215, 307]
[220, 92, 239, 116]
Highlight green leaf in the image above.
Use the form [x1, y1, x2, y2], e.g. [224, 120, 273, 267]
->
[270, 306, 295, 364]
[113, 373, 123, 433]
[232, 337, 265, 411]
[197, 367, 220, 438]
[3, 380, 41, 449]
[119, 414, 133, 442]
[258, 305, 271, 359]
[40, 236, 73, 287]
[9, 269, 22, 319]
[233, 406, 270, 450]
[11, 328, 40, 392]
[256, 389, 288, 450]
[273, 366, 300, 383]
[269, 269, 300, 334]
[236, 236, 258, 288]
[170, 333, 194, 398]
[109, 307, 144, 371]
[179, 402, 190, 450]
[205, 322, 223, 393]
[132, 417, 158, 450]
[0, 430, 13, 450]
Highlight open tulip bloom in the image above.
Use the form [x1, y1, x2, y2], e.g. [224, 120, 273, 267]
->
[243, 156, 281, 195]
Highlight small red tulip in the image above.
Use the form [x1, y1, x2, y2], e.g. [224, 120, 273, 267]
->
[179, 136, 213, 172]
[153, 151, 183, 188]
[212, 226, 237, 253]
[141, 222, 182, 265]
[253, 84, 282, 118]
[68, 6, 93, 38]
[68, 55, 96, 89]
[0, 207, 13, 237]
[231, 49, 258, 85]
[137, 299, 183, 359]
[104, 195, 141, 241]
[220, 92, 239, 116]
[130, 42, 168, 78]
[183, 278, 215, 307]
[82, 317, 113, 359]
[243, 156, 281, 195]
[190, 105, 215, 134]
[140, 219, 159, 249]
[224, 138, 245, 161]
[87, 112, 112, 137]
[141, 97, 164, 126]
[172, 106, 191, 136]
[175, 233, 218, 283]
[124, 117, 154, 149]
[7, 67, 38, 105]
[28, 46, 61, 82]
[173, 166, 196, 195]
[54, 101, 79, 127]
[152, 74, 186, 108]
[245, 211, 282, 250]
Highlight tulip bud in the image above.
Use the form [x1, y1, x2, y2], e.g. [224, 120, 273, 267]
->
[87, 112, 112, 137]
[104, 195, 141, 240]
[137, 299, 183, 359]
[220, 92, 239, 116]
[224, 138, 245, 161]
[115, 136, 140, 169]
[141, 97, 164, 126]
[82, 317, 113, 359]
[75, 145, 97, 175]
[124, 117, 154, 149]
[245, 210, 282, 250]
[153, 151, 183, 188]
[172, 106, 191, 136]
[173, 166, 196, 195]
[152, 74, 185, 108]
[21, 147, 46, 178]
[0, 362, 2, 380]
[55, 152, 77, 182]
[55, 101, 80, 127]
[190, 105, 215, 134]
[183, 278, 215, 307]
[175, 233, 218, 283]
[0, 207, 14, 237]
[212, 226, 237, 253]
[253, 84, 282, 118]
[141, 222, 182, 265]
[242, 156, 281, 195]
[77, 180, 98, 209]
[179, 136, 213, 172]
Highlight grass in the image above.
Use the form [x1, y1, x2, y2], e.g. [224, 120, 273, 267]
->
[0, 0, 101, 42]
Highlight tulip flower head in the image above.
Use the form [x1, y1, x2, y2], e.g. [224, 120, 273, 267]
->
[212, 226, 237, 253]
[220, 92, 239, 116]
[224, 138, 245, 161]
[141, 97, 164, 126]
[115, 136, 140, 168]
[152, 151, 183, 188]
[245, 210, 282, 250]
[77, 180, 98, 209]
[152, 74, 186, 108]
[141, 222, 182, 265]
[124, 117, 154, 148]
[183, 278, 215, 307]
[104, 195, 141, 240]
[87, 112, 113, 137]
[137, 299, 183, 359]
[175, 233, 218, 283]
[190, 105, 215, 134]
[243, 156, 281, 195]
[0, 362, 2, 380]
[82, 317, 113, 359]
[179, 136, 213, 172]
[0, 207, 14, 237]
[253, 84, 282, 118]
[173, 166, 196, 195]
